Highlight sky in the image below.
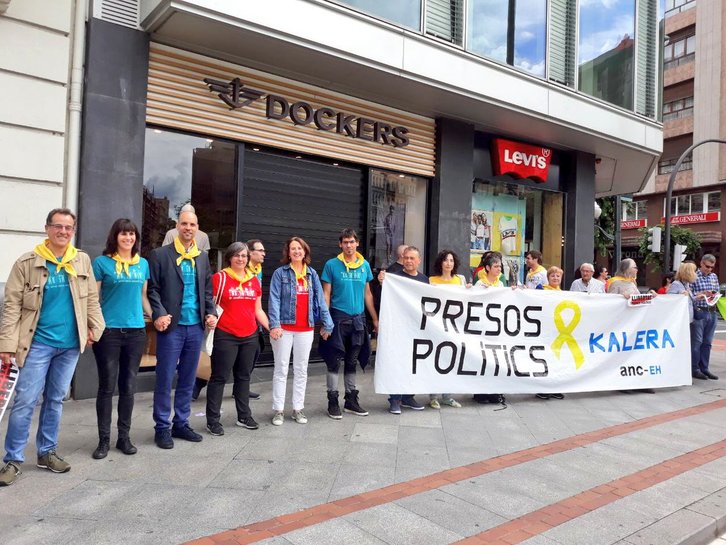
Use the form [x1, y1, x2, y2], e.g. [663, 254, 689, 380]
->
[579, 0, 636, 64]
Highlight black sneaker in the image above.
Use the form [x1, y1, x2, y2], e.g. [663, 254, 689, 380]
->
[704, 371, 719, 380]
[692, 371, 709, 380]
[155, 429, 174, 449]
[206, 422, 224, 436]
[344, 389, 369, 416]
[92, 439, 110, 460]
[327, 390, 342, 420]
[248, 391, 261, 400]
[236, 417, 259, 430]
[171, 425, 203, 443]
[115, 437, 137, 455]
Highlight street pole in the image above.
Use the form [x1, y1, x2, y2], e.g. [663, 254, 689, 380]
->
[614, 195, 622, 267]
[664, 139, 726, 272]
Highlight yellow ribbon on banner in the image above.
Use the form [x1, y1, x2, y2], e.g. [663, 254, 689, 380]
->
[551, 300, 585, 369]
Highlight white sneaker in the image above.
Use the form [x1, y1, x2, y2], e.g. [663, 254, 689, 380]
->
[429, 399, 441, 410]
[272, 412, 284, 426]
[442, 398, 462, 408]
[292, 410, 308, 424]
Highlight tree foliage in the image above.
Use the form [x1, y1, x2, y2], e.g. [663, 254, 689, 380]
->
[637, 224, 701, 272]
[594, 197, 615, 257]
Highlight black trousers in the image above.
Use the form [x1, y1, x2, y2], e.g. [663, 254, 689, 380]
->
[206, 329, 258, 424]
[92, 327, 146, 439]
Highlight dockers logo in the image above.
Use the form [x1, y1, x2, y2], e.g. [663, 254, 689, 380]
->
[203, 77, 410, 148]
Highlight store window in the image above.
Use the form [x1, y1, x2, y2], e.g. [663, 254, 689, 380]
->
[332, 0, 422, 30]
[578, 0, 635, 110]
[470, 181, 563, 285]
[664, 191, 721, 216]
[142, 128, 237, 270]
[466, 0, 546, 77]
[622, 200, 647, 221]
[368, 169, 427, 270]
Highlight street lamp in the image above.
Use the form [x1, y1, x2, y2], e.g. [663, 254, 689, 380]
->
[664, 139, 726, 271]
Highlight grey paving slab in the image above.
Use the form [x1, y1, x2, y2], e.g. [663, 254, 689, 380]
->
[284, 518, 388, 545]
[342, 441, 398, 467]
[345, 503, 463, 545]
[349, 422, 399, 444]
[395, 489, 508, 537]
[397, 424, 446, 449]
[245, 488, 333, 524]
[686, 488, 726, 533]
[621, 508, 716, 545]
[0, 515, 91, 545]
[329, 462, 396, 500]
[394, 446, 451, 482]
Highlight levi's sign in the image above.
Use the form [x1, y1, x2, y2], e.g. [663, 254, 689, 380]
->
[492, 138, 552, 182]
[204, 77, 409, 148]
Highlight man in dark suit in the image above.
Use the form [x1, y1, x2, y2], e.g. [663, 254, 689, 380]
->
[148, 210, 217, 449]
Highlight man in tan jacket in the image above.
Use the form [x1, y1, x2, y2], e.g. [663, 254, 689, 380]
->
[0, 208, 104, 486]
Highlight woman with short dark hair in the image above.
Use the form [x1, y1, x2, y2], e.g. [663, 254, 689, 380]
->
[206, 242, 271, 436]
[92, 219, 151, 459]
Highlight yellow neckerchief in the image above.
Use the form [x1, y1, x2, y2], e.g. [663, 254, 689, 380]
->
[174, 237, 200, 268]
[111, 253, 140, 277]
[223, 267, 255, 289]
[291, 263, 308, 289]
[34, 240, 78, 277]
[247, 262, 262, 277]
[606, 276, 634, 291]
[337, 251, 365, 272]
[526, 264, 547, 281]
[478, 270, 502, 287]
[543, 284, 561, 291]
[430, 275, 462, 285]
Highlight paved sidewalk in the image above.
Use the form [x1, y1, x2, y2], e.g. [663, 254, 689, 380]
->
[0, 353, 724, 545]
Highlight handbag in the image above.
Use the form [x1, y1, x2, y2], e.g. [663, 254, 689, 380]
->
[202, 272, 226, 356]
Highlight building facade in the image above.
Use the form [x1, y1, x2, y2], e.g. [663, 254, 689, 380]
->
[630, 0, 726, 287]
[3, 0, 664, 397]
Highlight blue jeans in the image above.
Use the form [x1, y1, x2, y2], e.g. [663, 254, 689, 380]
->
[691, 310, 717, 373]
[153, 324, 203, 431]
[4, 341, 80, 463]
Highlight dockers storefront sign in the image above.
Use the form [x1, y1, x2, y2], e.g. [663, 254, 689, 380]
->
[491, 138, 552, 183]
[146, 43, 435, 176]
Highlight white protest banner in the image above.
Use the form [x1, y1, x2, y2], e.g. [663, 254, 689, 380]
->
[375, 274, 691, 394]
[0, 360, 19, 424]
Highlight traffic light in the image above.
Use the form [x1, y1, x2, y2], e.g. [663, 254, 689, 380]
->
[673, 244, 687, 269]
[647, 226, 662, 253]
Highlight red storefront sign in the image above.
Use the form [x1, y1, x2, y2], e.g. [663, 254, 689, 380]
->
[660, 212, 720, 225]
[621, 219, 647, 229]
[491, 139, 552, 182]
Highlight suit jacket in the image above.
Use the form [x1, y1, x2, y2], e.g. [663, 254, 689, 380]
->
[147, 243, 216, 330]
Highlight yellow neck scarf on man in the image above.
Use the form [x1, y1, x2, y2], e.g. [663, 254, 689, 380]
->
[223, 267, 255, 289]
[174, 237, 200, 268]
[34, 240, 78, 277]
[337, 252, 365, 272]
[111, 253, 140, 276]
[526, 264, 547, 281]
[247, 262, 262, 277]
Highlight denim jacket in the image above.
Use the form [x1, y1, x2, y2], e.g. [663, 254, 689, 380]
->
[268, 264, 334, 331]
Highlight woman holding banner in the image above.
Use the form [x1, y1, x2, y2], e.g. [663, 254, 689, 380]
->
[666, 263, 700, 322]
[428, 250, 466, 409]
[475, 253, 504, 288]
[607, 259, 640, 297]
[537, 267, 563, 291]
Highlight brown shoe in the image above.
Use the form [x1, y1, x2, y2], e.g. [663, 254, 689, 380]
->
[0, 461, 21, 486]
[37, 451, 70, 473]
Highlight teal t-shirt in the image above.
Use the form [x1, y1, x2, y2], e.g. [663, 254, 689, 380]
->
[93, 256, 150, 328]
[321, 257, 373, 315]
[35, 261, 79, 348]
[179, 259, 201, 325]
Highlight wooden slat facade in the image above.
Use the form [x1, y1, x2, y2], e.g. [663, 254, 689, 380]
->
[146, 43, 436, 177]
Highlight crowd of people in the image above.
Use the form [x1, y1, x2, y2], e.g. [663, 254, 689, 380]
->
[0, 206, 720, 487]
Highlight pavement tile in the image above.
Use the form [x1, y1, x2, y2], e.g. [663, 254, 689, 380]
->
[685, 488, 726, 529]
[349, 422, 399, 445]
[395, 488, 508, 537]
[345, 503, 463, 545]
[283, 517, 387, 545]
[0, 515, 92, 545]
[328, 462, 396, 500]
[621, 507, 716, 545]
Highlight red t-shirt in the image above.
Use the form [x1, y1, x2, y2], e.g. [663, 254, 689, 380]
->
[282, 278, 313, 332]
[213, 271, 261, 338]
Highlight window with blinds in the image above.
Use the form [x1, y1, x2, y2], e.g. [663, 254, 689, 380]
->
[636, 0, 658, 118]
[425, 0, 464, 45]
[548, 0, 576, 87]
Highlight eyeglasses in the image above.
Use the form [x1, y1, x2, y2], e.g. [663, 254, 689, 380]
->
[252, 248, 266, 253]
[232, 253, 249, 259]
[47, 224, 75, 232]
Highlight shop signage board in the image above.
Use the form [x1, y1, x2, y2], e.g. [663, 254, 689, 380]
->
[146, 44, 435, 176]
[375, 275, 690, 394]
[491, 138, 552, 182]
[660, 212, 720, 225]
[621, 219, 647, 229]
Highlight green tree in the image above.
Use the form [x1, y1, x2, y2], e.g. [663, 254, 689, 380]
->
[637, 224, 701, 272]
[594, 197, 615, 257]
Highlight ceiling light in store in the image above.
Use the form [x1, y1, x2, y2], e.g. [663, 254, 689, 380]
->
[398, 174, 405, 178]
[296, 156, 302, 159]
[153, 129, 162, 134]
[206, 139, 213, 143]
[333, 163, 339, 166]
[253, 148, 260, 151]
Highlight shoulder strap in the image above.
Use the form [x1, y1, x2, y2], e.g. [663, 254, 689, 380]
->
[214, 271, 226, 305]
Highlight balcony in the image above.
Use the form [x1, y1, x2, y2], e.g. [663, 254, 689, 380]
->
[663, 111, 693, 138]
[664, 56, 695, 86]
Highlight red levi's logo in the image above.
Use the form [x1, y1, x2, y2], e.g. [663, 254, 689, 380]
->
[492, 139, 552, 183]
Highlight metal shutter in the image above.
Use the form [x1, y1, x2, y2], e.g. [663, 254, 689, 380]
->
[635, 0, 658, 118]
[426, 0, 464, 45]
[548, 0, 577, 87]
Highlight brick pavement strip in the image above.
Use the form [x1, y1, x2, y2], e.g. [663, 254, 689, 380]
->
[184, 398, 726, 545]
